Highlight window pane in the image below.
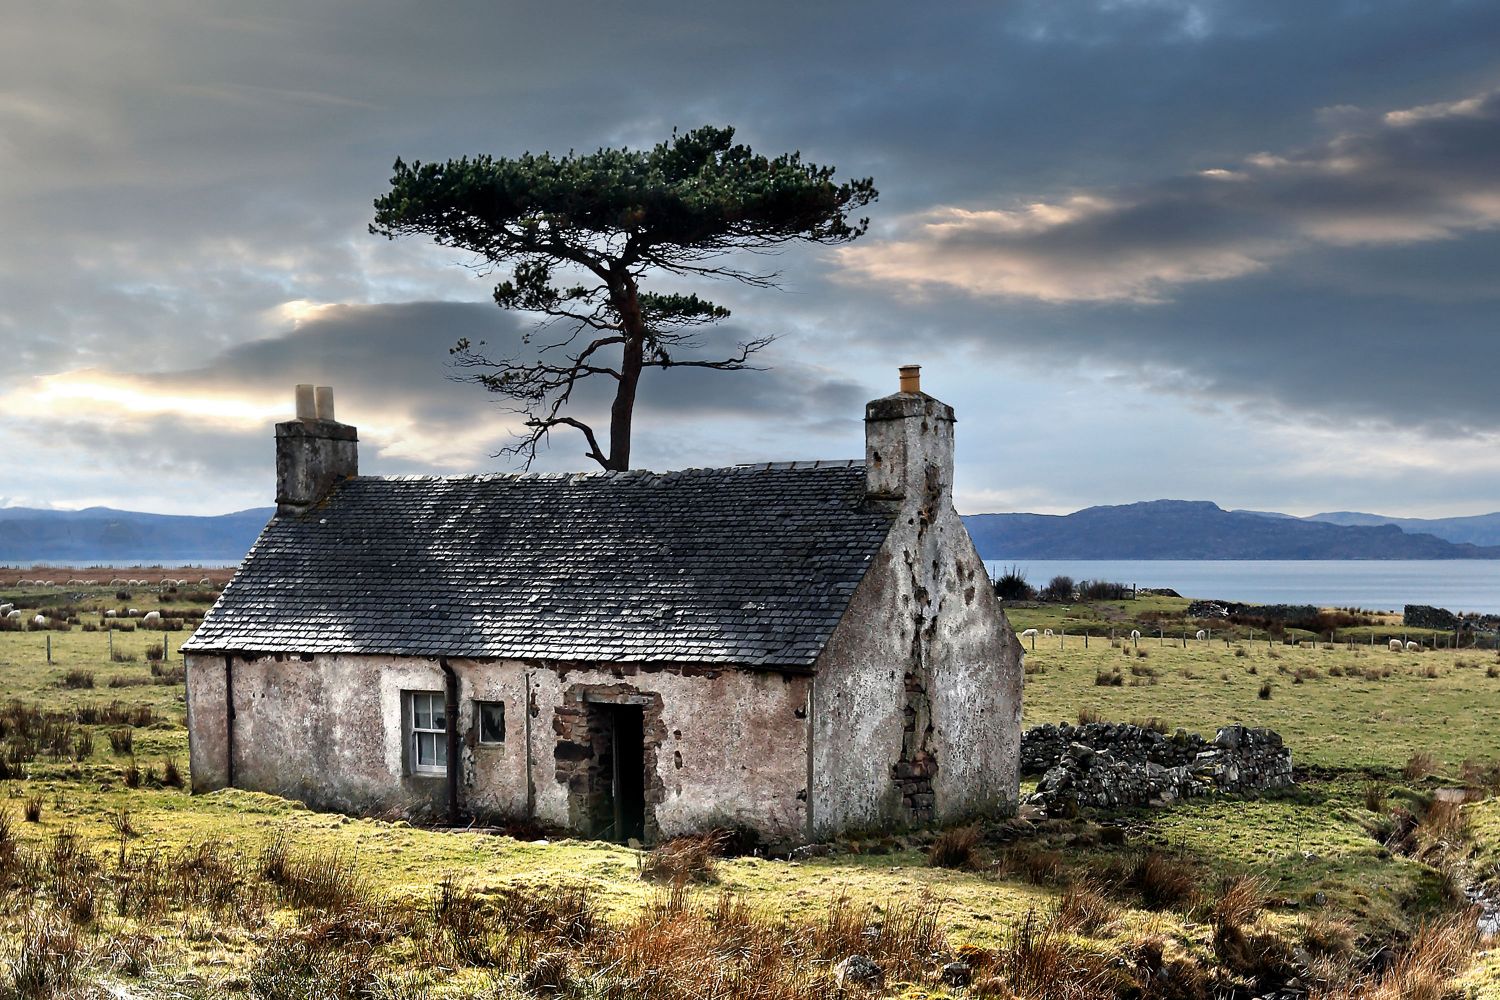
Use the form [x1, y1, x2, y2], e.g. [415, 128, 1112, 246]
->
[413, 696, 431, 730]
[433, 733, 447, 767]
[416, 732, 434, 767]
[431, 700, 446, 731]
[479, 702, 504, 743]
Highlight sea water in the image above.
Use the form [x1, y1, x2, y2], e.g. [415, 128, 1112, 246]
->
[981, 560, 1500, 615]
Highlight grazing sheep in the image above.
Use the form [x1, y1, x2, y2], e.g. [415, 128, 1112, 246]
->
[0, 604, 10, 617]
[142, 611, 162, 623]
[1130, 629, 1141, 640]
[4, 610, 20, 622]
[104, 610, 117, 618]
[31, 614, 46, 627]
[1389, 638, 1403, 651]
[1019, 628, 1038, 638]
[1406, 640, 1420, 652]
[199, 577, 211, 586]
[1195, 629, 1206, 641]
[1043, 628, 1054, 638]
[127, 608, 140, 617]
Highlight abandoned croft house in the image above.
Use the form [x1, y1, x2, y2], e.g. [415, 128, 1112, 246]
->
[182, 368, 1024, 844]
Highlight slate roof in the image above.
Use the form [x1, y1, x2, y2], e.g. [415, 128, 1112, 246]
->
[182, 462, 895, 669]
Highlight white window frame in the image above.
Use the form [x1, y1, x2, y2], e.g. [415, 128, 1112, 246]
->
[406, 690, 447, 776]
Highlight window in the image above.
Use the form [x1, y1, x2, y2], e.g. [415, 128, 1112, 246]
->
[407, 691, 447, 775]
[476, 701, 505, 744]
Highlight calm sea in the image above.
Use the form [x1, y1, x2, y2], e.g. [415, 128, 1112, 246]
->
[982, 560, 1500, 615]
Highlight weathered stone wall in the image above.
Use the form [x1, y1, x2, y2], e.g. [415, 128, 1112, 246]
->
[810, 391, 1023, 837]
[187, 653, 811, 843]
[185, 651, 449, 816]
[527, 663, 810, 844]
[1022, 722, 1292, 814]
[1404, 604, 1460, 630]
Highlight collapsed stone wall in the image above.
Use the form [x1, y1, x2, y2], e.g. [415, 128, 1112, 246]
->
[1021, 721, 1293, 814]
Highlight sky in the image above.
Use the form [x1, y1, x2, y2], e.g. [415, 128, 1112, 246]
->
[2, 0, 1499, 517]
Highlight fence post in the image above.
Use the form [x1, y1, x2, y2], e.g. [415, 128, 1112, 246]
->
[1030, 632, 1035, 651]
[1159, 629, 1164, 647]
[46, 634, 51, 665]
[108, 628, 113, 659]
[1084, 631, 1089, 649]
[1060, 628, 1065, 650]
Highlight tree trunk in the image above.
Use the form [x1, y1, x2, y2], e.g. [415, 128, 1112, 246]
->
[608, 334, 643, 471]
[607, 277, 646, 471]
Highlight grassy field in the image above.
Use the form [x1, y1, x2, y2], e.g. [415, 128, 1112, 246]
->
[0, 583, 1497, 998]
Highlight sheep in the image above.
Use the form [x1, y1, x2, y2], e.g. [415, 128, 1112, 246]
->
[31, 614, 47, 627]
[199, 577, 211, 586]
[0, 604, 10, 617]
[104, 610, 117, 618]
[142, 611, 162, 623]
[1195, 629, 1207, 641]
[1019, 628, 1038, 638]
[1130, 630, 1141, 641]
[1389, 638, 1403, 651]
[4, 610, 20, 622]
[1043, 628, 1054, 638]
[127, 608, 140, 617]
[1406, 640, 1420, 652]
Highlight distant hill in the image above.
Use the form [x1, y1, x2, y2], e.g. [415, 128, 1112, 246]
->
[1302, 510, 1500, 547]
[0, 506, 273, 562]
[963, 500, 1500, 560]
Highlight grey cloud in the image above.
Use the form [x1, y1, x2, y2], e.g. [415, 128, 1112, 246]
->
[839, 88, 1500, 303]
[3, 0, 1500, 515]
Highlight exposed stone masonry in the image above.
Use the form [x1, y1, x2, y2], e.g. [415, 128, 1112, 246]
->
[1021, 721, 1293, 814]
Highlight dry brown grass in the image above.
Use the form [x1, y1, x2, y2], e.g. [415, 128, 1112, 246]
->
[1305, 913, 1478, 1000]
[928, 824, 982, 870]
[639, 831, 726, 884]
[1051, 880, 1116, 935]
[1404, 750, 1439, 781]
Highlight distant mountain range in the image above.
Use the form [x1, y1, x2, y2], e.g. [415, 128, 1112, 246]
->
[963, 500, 1500, 560]
[1, 498, 1497, 563]
[0, 506, 274, 562]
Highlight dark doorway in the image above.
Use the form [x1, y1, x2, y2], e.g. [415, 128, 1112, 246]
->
[608, 705, 646, 843]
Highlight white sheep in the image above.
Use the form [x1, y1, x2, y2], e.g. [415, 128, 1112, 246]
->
[142, 611, 162, 623]
[104, 610, 117, 618]
[4, 610, 20, 622]
[1043, 628, 1054, 638]
[127, 608, 140, 617]
[31, 614, 46, 627]
[1130, 630, 1141, 641]
[1389, 639, 1403, 651]
[1406, 640, 1420, 652]
[1195, 629, 1207, 641]
[199, 577, 211, 586]
[1019, 628, 1038, 638]
[0, 604, 10, 617]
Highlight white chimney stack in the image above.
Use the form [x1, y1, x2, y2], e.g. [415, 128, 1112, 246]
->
[865, 365, 954, 506]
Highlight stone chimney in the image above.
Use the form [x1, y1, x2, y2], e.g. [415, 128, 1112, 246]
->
[865, 365, 955, 506]
[276, 384, 357, 516]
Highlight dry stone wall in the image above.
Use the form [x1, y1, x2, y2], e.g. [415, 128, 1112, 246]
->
[1021, 721, 1292, 814]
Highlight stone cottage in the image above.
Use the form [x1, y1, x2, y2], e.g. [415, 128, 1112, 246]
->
[182, 368, 1024, 845]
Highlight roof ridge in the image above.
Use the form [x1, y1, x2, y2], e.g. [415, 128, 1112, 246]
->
[349, 461, 863, 485]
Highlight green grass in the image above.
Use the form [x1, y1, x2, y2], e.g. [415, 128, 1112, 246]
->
[1019, 631, 1500, 771]
[0, 584, 1497, 995]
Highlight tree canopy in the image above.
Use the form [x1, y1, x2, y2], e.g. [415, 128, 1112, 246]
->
[370, 126, 877, 470]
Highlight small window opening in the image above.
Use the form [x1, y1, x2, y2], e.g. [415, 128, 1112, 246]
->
[476, 701, 505, 744]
